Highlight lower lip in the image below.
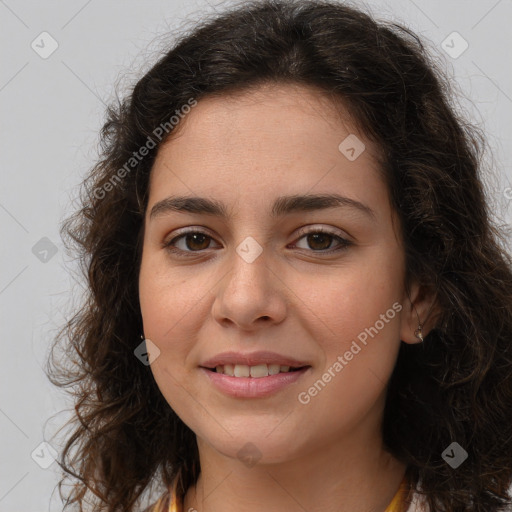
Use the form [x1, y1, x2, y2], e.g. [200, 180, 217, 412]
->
[200, 366, 310, 398]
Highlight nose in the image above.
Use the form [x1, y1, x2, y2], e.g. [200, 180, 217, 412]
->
[211, 245, 287, 331]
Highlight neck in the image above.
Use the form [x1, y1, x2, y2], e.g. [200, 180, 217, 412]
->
[183, 429, 407, 512]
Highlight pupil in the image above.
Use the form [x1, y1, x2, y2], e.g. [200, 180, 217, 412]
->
[187, 233, 209, 250]
[308, 233, 331, 250]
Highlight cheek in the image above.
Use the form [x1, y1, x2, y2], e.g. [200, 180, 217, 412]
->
[294, 274, 402, 436]
[138, 256, 201, 394]
[138, 257, 199, 420]
[138, 251, 209, 340]
[294, 249, 403, 386]
[295, 248, 403, 339]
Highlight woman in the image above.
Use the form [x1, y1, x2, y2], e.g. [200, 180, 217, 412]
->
[48, 1, 512, 511]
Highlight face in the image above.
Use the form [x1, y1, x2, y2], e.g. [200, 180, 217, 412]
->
[138, 83, 421, 464]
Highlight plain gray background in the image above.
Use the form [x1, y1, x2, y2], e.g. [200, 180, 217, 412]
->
[1, 0, 511, 510]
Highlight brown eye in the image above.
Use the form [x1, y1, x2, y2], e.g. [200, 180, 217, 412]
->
[304, 232, 334, 251]
[163, 227, 352, 258]
[293, 228, 352, 253]
[163, 230, 218, 255]
[181, 233, 211, 251]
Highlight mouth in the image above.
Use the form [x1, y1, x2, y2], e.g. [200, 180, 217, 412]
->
[200, 363, 311, 398]
[201, 363, 310, 378]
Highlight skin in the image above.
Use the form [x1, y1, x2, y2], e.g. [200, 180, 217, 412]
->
[138, 83, 436, 512]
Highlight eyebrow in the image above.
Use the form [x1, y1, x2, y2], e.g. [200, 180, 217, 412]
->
[149, 193, 376, 222]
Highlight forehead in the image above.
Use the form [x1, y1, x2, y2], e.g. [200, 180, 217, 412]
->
[147, 83, 386, 216]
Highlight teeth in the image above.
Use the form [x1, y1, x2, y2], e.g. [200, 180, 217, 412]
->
[214, 363, 296, 377]
[234, 364, 250, 377]
[268, 364, 281, 375]
[250, 364, 268, 378]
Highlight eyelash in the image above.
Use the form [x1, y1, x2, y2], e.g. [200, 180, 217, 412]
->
[162, 227, 353, 258]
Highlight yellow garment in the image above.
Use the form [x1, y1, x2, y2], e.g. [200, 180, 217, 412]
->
[152, 473, 410, 512]
[385, 474, 411, 512]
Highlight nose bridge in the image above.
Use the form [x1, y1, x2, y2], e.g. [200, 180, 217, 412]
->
[226, 234, 270, 295]
[213, 234, 286, 328]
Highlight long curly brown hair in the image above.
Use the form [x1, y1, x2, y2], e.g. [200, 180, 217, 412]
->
[47, 0, 512, 510]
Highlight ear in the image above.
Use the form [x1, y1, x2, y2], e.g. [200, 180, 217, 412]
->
[399, 280, 439, 344]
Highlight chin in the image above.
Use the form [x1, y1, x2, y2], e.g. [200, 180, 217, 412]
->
[196, 423, 307, 466]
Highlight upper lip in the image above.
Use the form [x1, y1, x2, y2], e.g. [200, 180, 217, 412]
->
[200, 351, 310, 369]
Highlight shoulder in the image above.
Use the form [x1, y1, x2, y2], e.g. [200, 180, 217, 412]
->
[141, 490, 171, 512]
